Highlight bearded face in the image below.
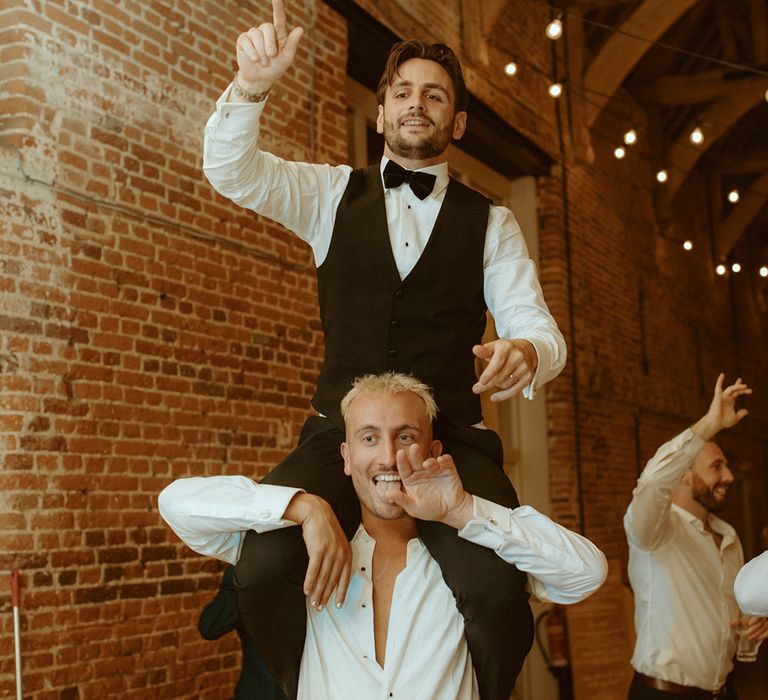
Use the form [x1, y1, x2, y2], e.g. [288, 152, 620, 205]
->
[690, 470, 730, 514]
[381, 114, 454, 161]
[376, 58, 466, 167]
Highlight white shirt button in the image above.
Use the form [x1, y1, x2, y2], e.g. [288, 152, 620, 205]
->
[260, 509, 272, 519]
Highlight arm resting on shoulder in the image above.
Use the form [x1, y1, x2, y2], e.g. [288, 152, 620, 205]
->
[158, 475, 304, 564]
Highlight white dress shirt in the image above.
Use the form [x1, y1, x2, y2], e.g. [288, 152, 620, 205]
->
[159, 477, 607, 700]
[624, 429, 744, 691]
[734, 550, 768, 616]
[203, 89, 566, 398]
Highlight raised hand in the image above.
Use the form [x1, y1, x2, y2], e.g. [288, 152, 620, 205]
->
[692, 374, 751, 441]
[472, 338, 538, 402]
[235, 0, 304, 93]
[385, 444, 474, 530]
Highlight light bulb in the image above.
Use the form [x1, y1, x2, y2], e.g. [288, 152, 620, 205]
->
[623, 129, 637, 146]
[504, 62, 518, 77]
[690, 127, 704, 145]
[683, 240, 693, 251]
[715, 264, 727, 276]
[731, 262, 741, 273]
[760, 266, 768, 278]
[545, 18, 563, 40]
[548, 83, 563, 98]
[727, 189, 739, 203]
[614, 147, 626, 159]
[656, 169, 668, 183]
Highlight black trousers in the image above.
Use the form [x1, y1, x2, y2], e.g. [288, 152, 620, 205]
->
[235, 416, 533, 700]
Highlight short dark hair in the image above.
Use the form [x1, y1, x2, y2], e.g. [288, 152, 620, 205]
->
[376, 40, 469, 113]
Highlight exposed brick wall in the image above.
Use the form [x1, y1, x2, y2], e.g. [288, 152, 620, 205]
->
[1, 1, 346, 697]
[1, 1, 766, 698]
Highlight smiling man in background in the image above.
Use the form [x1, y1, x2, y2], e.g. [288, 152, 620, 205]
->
[624, 375, 768, 699]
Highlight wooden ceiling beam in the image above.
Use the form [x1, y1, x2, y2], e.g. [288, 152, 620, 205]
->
[481, 0, 511, 36]
[631, 70, 768, 106]
[560, 0, 641, 7]
[717, 171, 768, 257]
[704, 150, 768, 174]
[750, 0, 768, 63]
[461, 0, 511, 66]
[714, 0, 739, 62]
[667, 90, 759, 197]
[584, 0, 700, 128]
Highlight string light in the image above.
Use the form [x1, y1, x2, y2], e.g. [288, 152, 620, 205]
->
[689, 127, 704, 145]
[490, 16, 768, 283]
[548, 82, 563, 98]
[545, 18, 563, 40]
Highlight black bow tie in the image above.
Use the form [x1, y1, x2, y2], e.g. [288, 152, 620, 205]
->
[383, 160, 437, 200]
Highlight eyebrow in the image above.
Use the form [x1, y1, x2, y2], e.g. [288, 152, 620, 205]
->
[353, 424, 422, 437]
[392, 79, 450, 96]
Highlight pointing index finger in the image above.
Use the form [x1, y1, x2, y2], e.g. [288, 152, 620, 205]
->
[272, 0, 288, 41]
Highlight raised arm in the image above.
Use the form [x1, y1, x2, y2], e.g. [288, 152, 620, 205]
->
[386, 446, 607, 603]
[203, 1, 351, 255]
[625, 374, 751, 550]
[231, 0, 304, 100]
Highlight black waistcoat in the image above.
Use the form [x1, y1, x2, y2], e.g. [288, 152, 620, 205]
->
[313, 164, 490, 429]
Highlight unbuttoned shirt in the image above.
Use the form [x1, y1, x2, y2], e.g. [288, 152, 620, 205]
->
[203, 88, 566, 399]
[624, 429, 744, 691]
[159, 476, 608, 700]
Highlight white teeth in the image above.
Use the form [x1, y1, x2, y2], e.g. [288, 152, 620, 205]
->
[374, 474, 401, 482]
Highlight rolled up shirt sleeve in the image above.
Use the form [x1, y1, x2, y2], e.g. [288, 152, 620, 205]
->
[158, 475, 304, 565]
[459, 497, 608, 603]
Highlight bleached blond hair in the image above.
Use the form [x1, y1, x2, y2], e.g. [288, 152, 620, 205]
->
[340, 372, 438, 425]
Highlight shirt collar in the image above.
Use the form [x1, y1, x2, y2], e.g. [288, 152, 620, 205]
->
[671, 503, 737, 546]
[379, 156, 449, 198]
[352, 523, 426, 557]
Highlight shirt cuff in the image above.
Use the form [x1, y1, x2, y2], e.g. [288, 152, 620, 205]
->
[458, 496, 517, 551]
[253, 484, 305, 525]
[522, 339, 544, 399]
[208, 82, 269, 133]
